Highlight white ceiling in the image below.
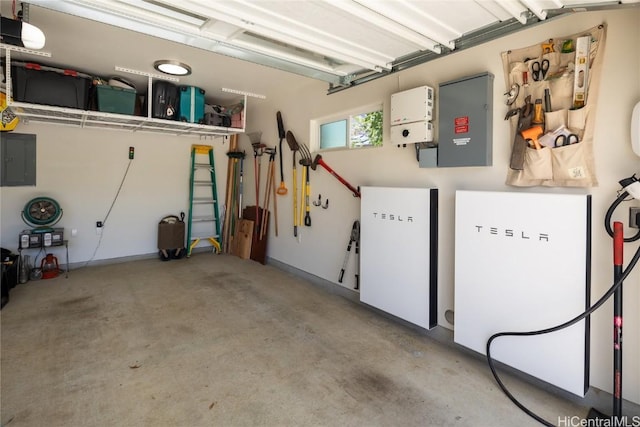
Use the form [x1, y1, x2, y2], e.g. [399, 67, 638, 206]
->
[2, 0, 639, 99]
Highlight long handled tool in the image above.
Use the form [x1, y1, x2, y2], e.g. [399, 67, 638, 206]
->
[249, 132, 265, 235]
[238, 152, 245, 218]
[276, 111, 287, 196]
[338, 220, 360, 289]
[260, 147, 277, 239]
[298, 142, 312, 227]
[270, 150, 279, 236]
[285, 131, 300, 237]
[311, 154, 361, 198]
[222, 135, 240, 252]
[299, 162, 306, 228]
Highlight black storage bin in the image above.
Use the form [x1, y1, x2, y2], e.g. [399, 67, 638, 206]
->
[11, 61, 91, 110]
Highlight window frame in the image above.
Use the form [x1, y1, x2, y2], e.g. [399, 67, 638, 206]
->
[310, 102, 383, 153]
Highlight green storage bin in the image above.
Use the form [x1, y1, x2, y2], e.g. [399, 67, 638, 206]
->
[96, 85, 136, 115]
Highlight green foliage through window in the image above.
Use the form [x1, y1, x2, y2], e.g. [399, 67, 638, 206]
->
[351, 110, 382, 148]
[315, 104, 383, 151]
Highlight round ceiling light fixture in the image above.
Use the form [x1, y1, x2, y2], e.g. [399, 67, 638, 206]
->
[153, 60, 192, 76]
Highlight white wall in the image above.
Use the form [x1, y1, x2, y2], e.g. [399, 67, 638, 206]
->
[1, 8, 638, 405]
[247, 10, 640, 405]
[0, 124, 234, 263]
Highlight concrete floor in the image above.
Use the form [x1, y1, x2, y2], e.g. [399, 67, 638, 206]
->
[1, 253, 589, 426]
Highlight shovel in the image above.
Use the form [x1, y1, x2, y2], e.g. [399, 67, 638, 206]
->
[286, 131, 300, 237]
[276, 112, 288, 195]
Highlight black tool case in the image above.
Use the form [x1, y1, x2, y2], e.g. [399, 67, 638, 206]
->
[151, 80, 179, 120]
[204, 104, 231, 127]
[11, 61, 92, 109]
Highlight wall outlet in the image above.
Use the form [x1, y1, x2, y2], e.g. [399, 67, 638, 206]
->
[630, 207, 640, 229]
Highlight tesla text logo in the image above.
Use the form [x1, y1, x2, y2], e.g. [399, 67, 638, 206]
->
[373, 213, 414, 222]
[474, 226, 549, 242]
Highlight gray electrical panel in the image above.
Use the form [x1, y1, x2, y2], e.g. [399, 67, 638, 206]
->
[1, 133, 36, 186]
[437, 72, 493, 167]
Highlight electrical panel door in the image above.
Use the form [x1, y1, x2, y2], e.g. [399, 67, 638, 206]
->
[438, 73, 493, 167]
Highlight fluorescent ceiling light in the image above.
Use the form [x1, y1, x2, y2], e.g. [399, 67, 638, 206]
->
[153, 60, 192, 76]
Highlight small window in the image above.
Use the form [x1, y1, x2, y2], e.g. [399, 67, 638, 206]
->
[320, 120, 347, 149]
[312, 103, 383, 151]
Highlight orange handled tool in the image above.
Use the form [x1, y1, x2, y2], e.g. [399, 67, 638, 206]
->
[521, 125, 544, 150]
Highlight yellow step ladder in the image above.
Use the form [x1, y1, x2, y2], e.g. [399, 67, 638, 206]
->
[187, 144, 221, 256]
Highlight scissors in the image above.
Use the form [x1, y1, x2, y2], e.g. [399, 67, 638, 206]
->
[531, 59, 550, 81]
[554, 133, 579, 147]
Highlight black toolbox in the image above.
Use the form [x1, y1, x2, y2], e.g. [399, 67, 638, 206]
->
[11, 61, 92, 110]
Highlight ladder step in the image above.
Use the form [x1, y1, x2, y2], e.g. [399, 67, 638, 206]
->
[194, 180, 212, 186]
[192, 216, 217, 222]
[193, 198, 217, 203]
[194, 163, 213, 168]
[191, 235, 220, 240]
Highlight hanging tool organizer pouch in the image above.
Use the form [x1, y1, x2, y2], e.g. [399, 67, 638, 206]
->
[503, 24, 605, 188]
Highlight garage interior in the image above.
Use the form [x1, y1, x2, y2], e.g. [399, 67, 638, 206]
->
[1, 1, 640, 426]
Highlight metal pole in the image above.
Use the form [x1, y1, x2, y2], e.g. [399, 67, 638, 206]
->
[612, 221, 623, 420]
